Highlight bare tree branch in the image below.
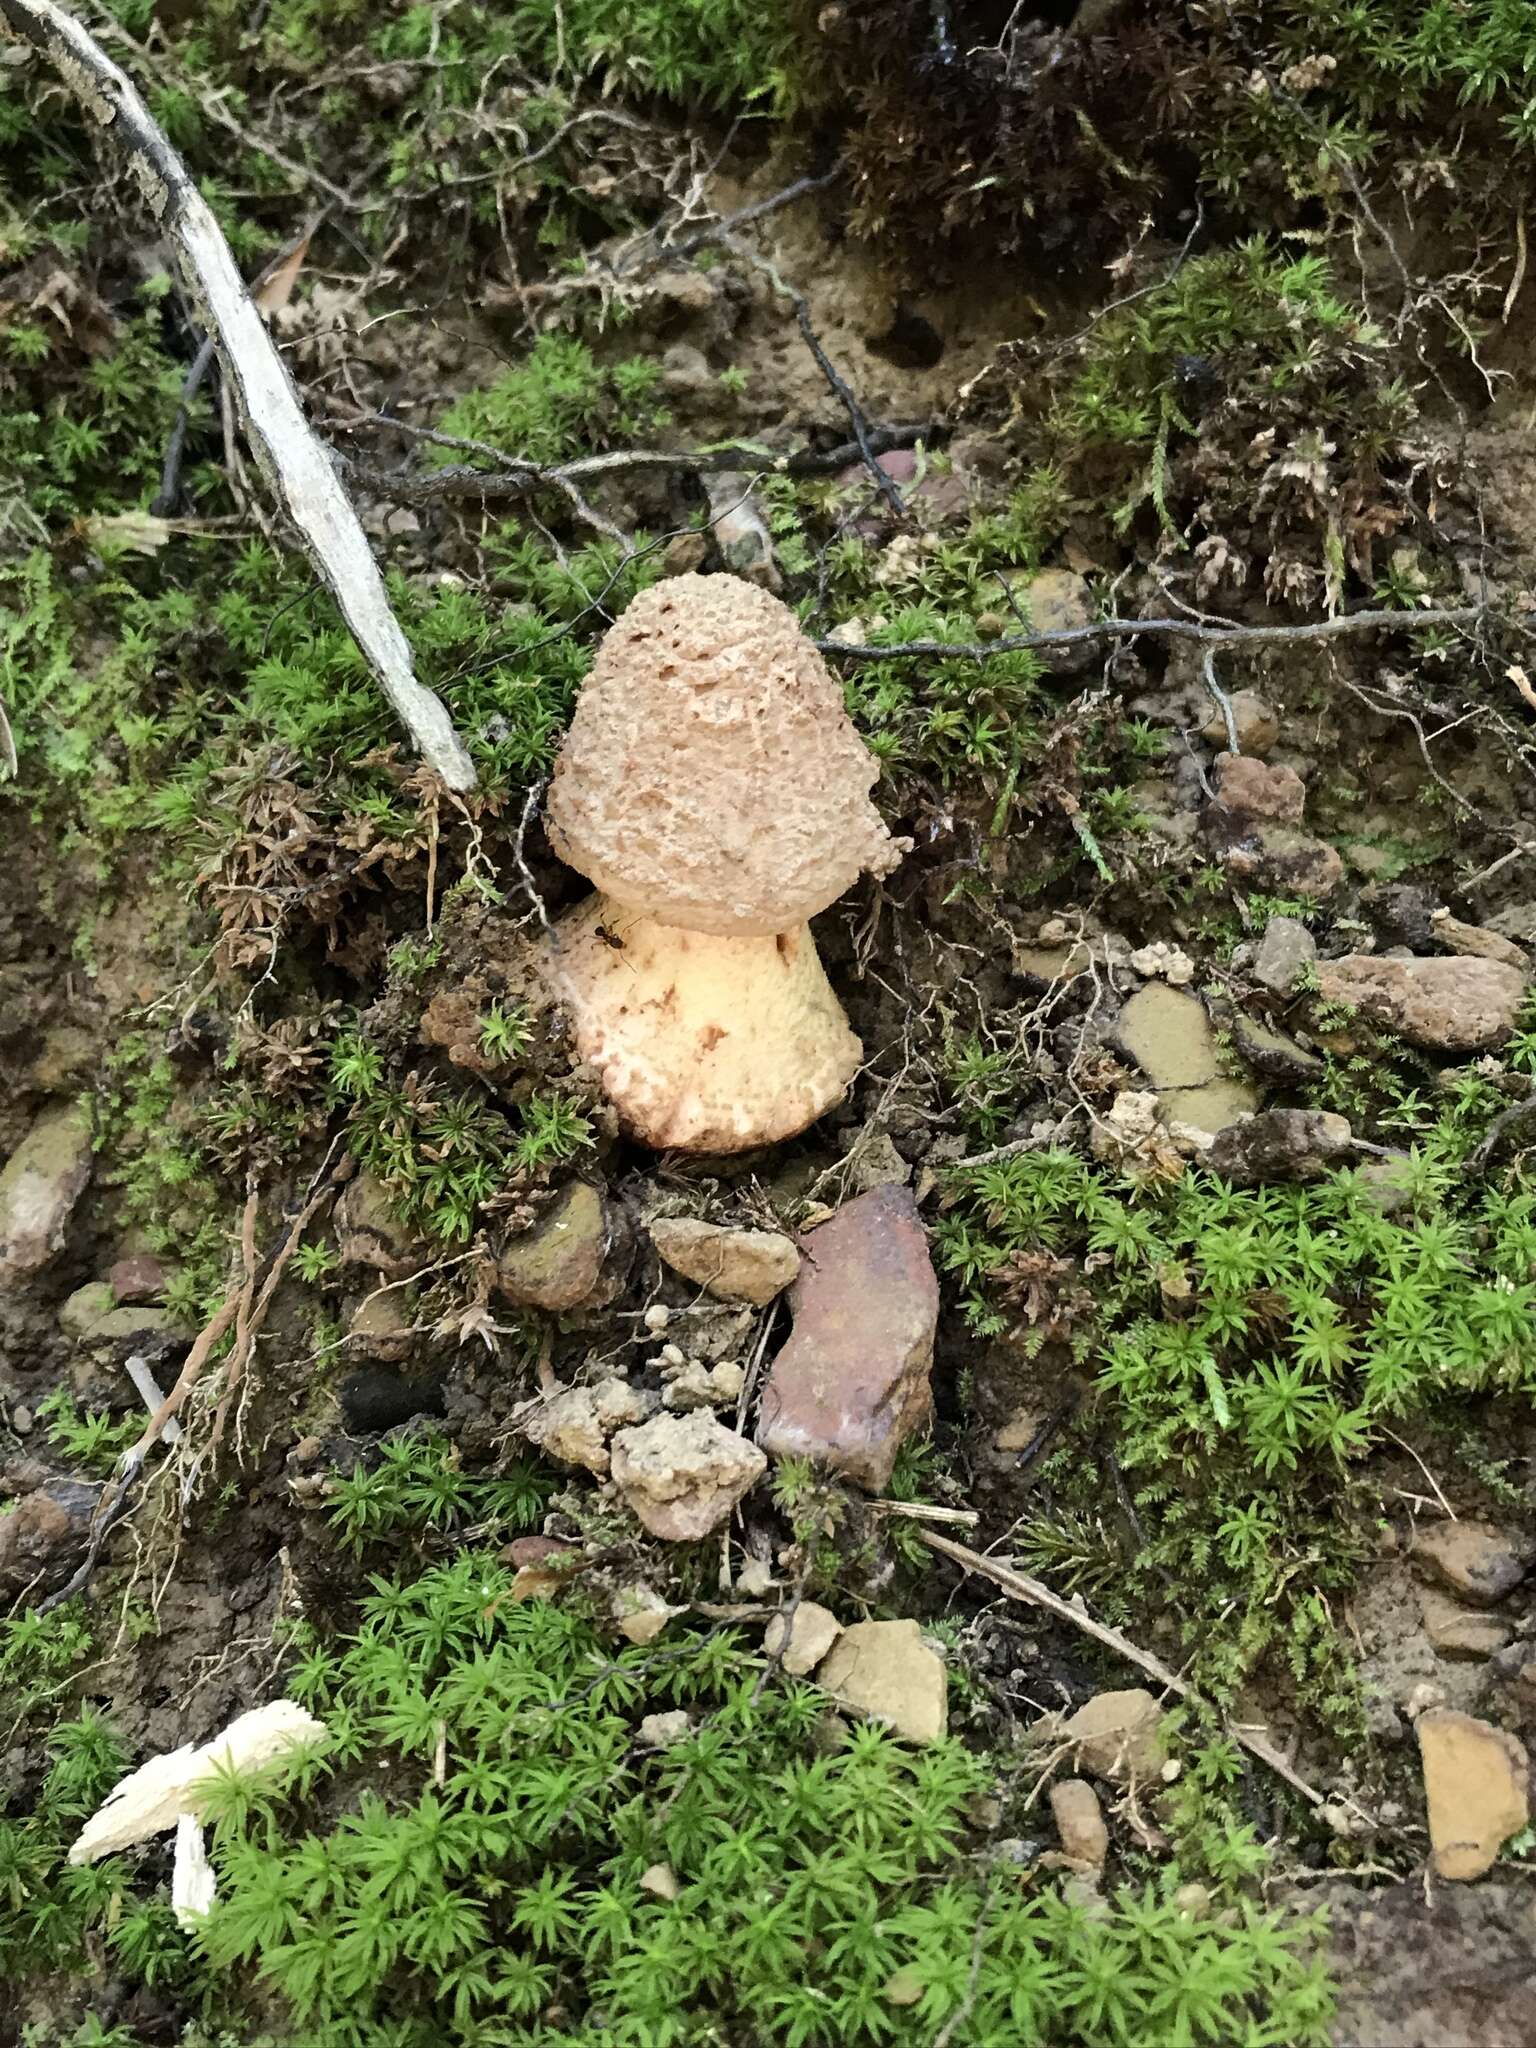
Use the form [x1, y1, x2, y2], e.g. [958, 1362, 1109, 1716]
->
[0, 0, 477, 792]
[816, 604, 1492, 663]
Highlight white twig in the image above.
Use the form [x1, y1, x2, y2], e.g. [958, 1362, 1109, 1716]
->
[0, 0, 476, 792]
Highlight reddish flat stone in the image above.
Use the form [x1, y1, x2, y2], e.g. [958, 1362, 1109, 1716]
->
[109, 1254, 167, 1305]
[755, 1185, 938, 1491]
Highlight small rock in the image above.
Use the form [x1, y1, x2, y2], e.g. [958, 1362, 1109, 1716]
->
[1116, 983, 1258, 1135]
[816, 1620, 947, 1744]
[637, 1710, 693, 1749]
[1015, 567, 1094, 674]
[497, 1183, 612, 1313]
[1054, 1689, 1168, 1784]
[1225, 824, 1345, 901]
[12, 1406, 33, 1435]
[703, 472, 781, 591]
[0, 1477, 100, 1598]
[992, 1404, 1047, 1454]
[1410, 1522, 1536, 1608]
[520, 1378, 658, 1478]
[1128, 941, 1195, 986]
[1418, 1586, 1514, 1662]
[638, 1863, 680, 1900]
[335, 1171, 426, 1279]
[649, 1217, 800, 1307]
[1361, 882, 1439, 951]
[1172, 1882, 1213, 1920]
[1416, 1708, 1530, 1880]
[347, 1289, 415, 1363]
[755, 1185, 939, 1492]
[1199, 690, 1280, 757]
[839, 1127, 911, 1193]
[613, 1584, 683, 1644]
[1049, 1778, 1108, 1873]
[1316, 956, 1528, 1052]
[609, 1410, 766, 1541]
[108, 1254, 167, 1306]
[338, 1367, 444, 1433]
[764, 1600, 843, 1676]
[1225, 1012, 1324, 1084]
[1431, 910, 1531, 971]
[660, 531, 708, 578]
[0, 1102, 94, 1283]
[643, 1304, 671, 1334]
[1212, 752, 1306, 825]
[1207, 1109, 1353, 1185]
[1252, 915, 1317, 996]
[661, 1359, 744, 1412]
[59, 1283, 180, 1349]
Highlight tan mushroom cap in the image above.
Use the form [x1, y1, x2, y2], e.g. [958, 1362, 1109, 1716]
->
[545, 572, 902, 936]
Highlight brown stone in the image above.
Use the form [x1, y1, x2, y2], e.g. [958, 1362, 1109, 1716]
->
[108, 1254, 167, 1305]
[609, 1410, 766, 1541]
[1049, 1778, 1109, 1872]
[496, 1182, 610, 1313]
[649, 1217, 800, 1306]
[519, 1378, 657, 1478]
[817, 1620, 947, 1743]
[0, 1478, 100, 1598]
[335, 1171, 427, 1279]
[1212, 752, 1307, 824]
[1055, 1689, 1169, 1784]
[764, 1600, 843, 1676]
[755, 1185, 938, 1491]
[1199, 690, 1280, 757]
[1224, 824, 1345, 900]
[1417, 1586, 1513, 1661]
[1431, 911, 1530, 971]
[1417, 1709, 1530, 1880]
[1410, 1522, 1536, 1607]
[1208, 1108, 1353, 1185]
[1316, 956, 1528, 1052]
[0, 1103, 93, 1283]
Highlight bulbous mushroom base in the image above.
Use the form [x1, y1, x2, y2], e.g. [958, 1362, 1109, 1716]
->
[543, 896, 862, 1152]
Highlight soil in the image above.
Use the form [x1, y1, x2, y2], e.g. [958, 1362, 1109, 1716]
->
[8, 98, 1536, 2048]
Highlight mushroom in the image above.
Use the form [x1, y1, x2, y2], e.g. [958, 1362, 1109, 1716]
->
[542, 573, 905, 1150]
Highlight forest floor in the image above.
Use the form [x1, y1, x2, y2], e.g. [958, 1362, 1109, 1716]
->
[7, 5, 1536, 2045]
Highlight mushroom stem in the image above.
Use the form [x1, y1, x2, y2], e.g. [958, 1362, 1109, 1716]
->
[544, 896, 862, 1152]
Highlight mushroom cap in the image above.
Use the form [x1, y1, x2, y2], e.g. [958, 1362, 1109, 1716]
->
[545, 573, 902, 937]
[544, 895, 861, 1151]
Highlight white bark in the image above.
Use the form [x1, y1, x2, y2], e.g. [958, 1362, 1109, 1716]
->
[0, 0, 477, 791]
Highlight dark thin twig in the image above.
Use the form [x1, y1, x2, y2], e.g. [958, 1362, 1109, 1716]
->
[816, 603, 1492, 662]
[664, 166, 842, 260]
[150, 333, 217, 516]
[337, 420, 932, 514]
[717, 230, 907, 520]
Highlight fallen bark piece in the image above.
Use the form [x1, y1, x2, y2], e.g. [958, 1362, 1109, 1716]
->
[817, 1619, 947, 1743]
[1316, 955, 1527, 1052]
[69, 1700, 327, 1864]
[1416, 1709, 1530, 1880]
[0, 1102, 93, 1282]
[0, 0, 474, 790]
[609, 1410, 766, 1540]
[755, 1185, 939, 1491]
[649, 1216, 800, 1305]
